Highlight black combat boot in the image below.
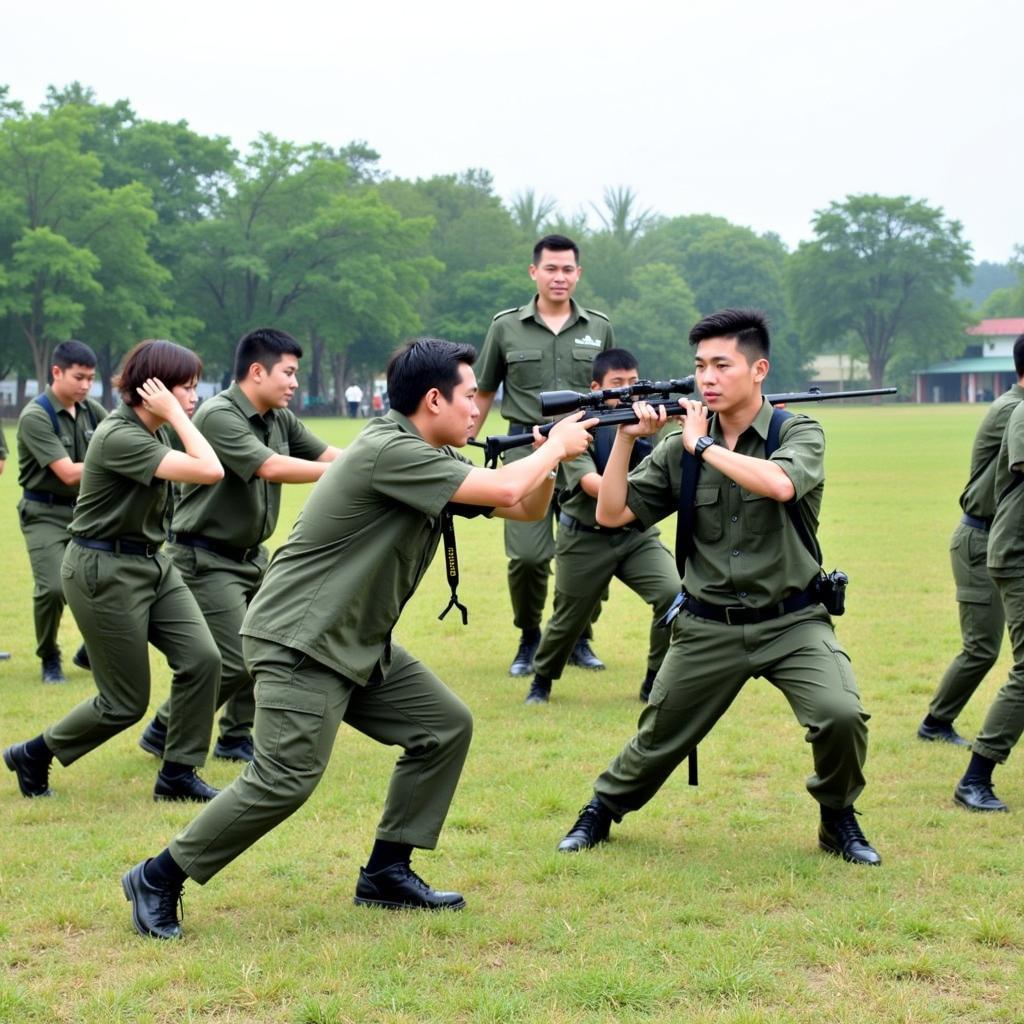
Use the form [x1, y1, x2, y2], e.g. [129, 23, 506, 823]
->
[818, 806, 881, 865]
[557, 797, 615, 852]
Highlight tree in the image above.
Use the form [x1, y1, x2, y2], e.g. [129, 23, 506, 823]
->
[0, 102, 168, 393]
[611, 263, 700, 379]
[787, 194, 973, 388]
[509, 189, 557, 239]
[980, 247, 1024, 317]
[637, 215, 806, 388]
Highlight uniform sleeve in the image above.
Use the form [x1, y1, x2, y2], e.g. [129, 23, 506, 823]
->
[95, 422, 169, 485]
[1007, 404, 1024, 471]
[771, 416, 825, 501]
[284, 411, 329, 462]
[370, 434, 474, 517]
[0, 422, 7, 459]
[559, 447, 597, 495]
[625, 430, 682, 529]
[18, 407, 70, 468]
[201, 406, 275, 482]
[476, 320, 506, 393]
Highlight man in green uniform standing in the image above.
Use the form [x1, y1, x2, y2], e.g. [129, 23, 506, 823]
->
[953, 381, 1024, 812]
[475, 235, 615, 676]
[137, 327, 341, 763]
[554, 309, 880, 866]
[121, 337, 598, 939]
[920, 334, 1024, 747]
[525, 348, 680, 705]
[16, 340, 107, 682]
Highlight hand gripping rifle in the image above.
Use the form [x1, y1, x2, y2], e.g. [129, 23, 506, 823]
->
[469, 379, 898, 467]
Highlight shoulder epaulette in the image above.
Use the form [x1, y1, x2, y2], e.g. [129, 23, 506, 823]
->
[491, 307, 520, 321]
[585, 307, 610, 322]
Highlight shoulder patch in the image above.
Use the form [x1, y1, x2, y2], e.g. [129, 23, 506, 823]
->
[585, 307, 610, 322]
[491, 307, 520, 321]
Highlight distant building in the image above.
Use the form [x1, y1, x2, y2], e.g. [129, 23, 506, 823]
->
[915, 318, 1024, 402]
[807, 353, 870, 392]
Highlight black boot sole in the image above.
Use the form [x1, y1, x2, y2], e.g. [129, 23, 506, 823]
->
[353, 894, 466, 911]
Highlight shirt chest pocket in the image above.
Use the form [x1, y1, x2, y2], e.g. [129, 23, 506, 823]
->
[741, 488, 786, 534]
[693, 485, 723, 543]
[569, 348, 597, 388]
[506, 349, 544, 392]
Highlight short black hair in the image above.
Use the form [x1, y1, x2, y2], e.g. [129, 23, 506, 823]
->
[592, 347, 639, 384]
[52, 340, 97, 371]
[532, 234, 579, 264]
[689, 308, 771, 361]
[235, 327, 304, 380]
[115, 340, 203, 406]
[386, 337, 477, 415]
[1013, 333, 1024, 378]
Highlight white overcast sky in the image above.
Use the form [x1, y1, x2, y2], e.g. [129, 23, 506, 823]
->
[4, 0, 1020, 262]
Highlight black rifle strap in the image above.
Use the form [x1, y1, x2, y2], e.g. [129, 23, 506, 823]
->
[997, 471, 1024, 506]
[437, 510, 469, 625]
[34, 393, 98, 436]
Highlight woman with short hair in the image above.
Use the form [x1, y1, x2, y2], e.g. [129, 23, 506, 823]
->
[4, 339, 226, 803]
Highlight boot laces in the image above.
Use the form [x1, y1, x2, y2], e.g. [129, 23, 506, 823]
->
[571, 800, 609, 834]
[157, 881, 185, 929]
[832, 808, 867, 845]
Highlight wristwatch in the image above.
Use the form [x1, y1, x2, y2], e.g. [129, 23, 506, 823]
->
[693, 435, 716, 461]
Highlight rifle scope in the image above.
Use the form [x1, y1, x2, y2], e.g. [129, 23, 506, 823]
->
[540, 377, 697, 417]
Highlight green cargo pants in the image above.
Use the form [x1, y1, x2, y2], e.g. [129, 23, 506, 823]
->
[168, 637, 474, 883]
[972, 574, 1024, 764]
[594, 604, 870, 814]
[532, 523, 679, 681]
[18, 499, 74, 660]
[930, 520, 1005, 723]
[46, 543, 220, 767]
[156, 542, 266, 743]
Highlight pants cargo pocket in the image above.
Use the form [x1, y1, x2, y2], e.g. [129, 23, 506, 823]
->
[255, 681, 328, 772]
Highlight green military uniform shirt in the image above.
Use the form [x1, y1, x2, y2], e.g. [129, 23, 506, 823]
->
[987, 400, 1024, 577]
[476, 297, 615, 425]
[625, 400, 824, 606]
[69, 403, 173, 546]
[171, 383, 328, 547]
[0, 421, 8, 459]
[241, 411, 475, 684]
[960, 384, 1024, 521]
[17, 386, 107, 499]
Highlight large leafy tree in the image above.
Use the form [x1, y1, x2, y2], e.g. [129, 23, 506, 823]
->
[0, 101, 168, 395]
[980, 246, 1024, 317]
[787, 194, 973, 387]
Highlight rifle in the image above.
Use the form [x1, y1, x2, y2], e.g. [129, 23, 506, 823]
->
[469, 381, 898, 467]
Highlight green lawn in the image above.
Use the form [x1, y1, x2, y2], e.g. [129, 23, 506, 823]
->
[1, 404, 1022, 1024]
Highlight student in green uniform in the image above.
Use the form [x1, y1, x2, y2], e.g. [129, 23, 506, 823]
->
[475, 235, 615, 676]
[525, 348, 680, 705]
[554, 309, 880, 866]
[3, 340, 225, 804]
[16, 340, 108, 682]
[953, 389, 1024, 812]
[137, 327, 342, 764]
[921, 336, 1024, 747]
[121, 337, 598, 939]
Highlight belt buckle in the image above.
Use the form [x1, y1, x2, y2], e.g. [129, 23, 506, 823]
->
[145, 543, 159, 558]
[724, 606, 746, 625]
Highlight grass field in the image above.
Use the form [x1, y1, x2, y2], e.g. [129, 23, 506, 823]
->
[1, 403, 1022, 1024]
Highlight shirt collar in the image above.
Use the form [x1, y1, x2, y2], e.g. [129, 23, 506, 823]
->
[519, 295, 586, 325]
[227, 381, 275, 424]
[710, 397, 774, 441]
[44, 385, 79, 417]
[386, 409, 424, 439]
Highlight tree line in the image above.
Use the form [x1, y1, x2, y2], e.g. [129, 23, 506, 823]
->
[1, 83, 1018, 410]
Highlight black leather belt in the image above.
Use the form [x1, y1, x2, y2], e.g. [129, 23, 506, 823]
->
[23, 489, 75, 507]
[72, 536, 161, 557]
[961, 513, 992, 532]
[558, 512, 630, 535]
[681, 585, 819, 625]
[169, 532, 260, 562]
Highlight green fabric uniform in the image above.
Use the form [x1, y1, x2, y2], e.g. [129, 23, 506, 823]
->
[929, 385, 1024, 722]
[975, 401, 1024, 763]
[0, 421, 7, 459]
[16, 387, 107, 659]
[43, 403, 220, 767]
[155, 383, 328, 744]
[477, 297, 615, 631]
[532, 426, 679, 683]
[167, 411, 477, 883]
[589, 400, 870, 814]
